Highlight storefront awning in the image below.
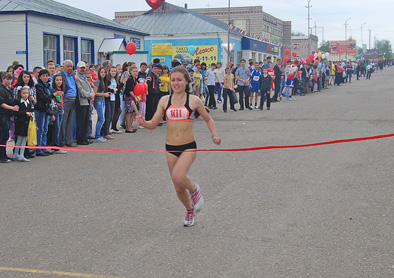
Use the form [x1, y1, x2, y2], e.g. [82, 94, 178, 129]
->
[98, 38, 126, 53]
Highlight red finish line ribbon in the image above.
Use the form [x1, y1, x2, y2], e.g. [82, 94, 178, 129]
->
[2, 133, 394, 153]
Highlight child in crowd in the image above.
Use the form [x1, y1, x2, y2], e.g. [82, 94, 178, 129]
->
[93, 67, 110, 143]
[222, 67, 237, 112]
[249, 63, 262, 109]
[51, 74, 67, 154]
[124, 66, 138, 133]
[259, 67, 272, 110]
[188, 69, 195, 95]
[13, 86, 34, 161]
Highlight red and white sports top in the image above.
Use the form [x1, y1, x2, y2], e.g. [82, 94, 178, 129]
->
[165, 93, 195, 122]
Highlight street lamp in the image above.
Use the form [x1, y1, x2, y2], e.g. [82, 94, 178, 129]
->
[361, 23, 366, 49]
[344, 18, 351, 40]
[227, 0, 230, 66]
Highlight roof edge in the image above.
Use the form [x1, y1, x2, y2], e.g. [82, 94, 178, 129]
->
[0, 10, 149, 36]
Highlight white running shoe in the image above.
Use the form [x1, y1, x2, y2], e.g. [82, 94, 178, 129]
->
[191, 183, 204, 214]
[255, 105, 259, 109]
[184, 209, 195, 227]
[137, 125, 144, 129]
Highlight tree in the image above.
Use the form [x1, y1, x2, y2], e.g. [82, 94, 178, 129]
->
[347, 36, 355, 41]
[319, 40, 331, 53]
[375, 39, 393, 59]
[292, 32, 305, 36]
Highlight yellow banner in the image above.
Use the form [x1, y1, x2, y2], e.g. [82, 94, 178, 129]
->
[172, 45, 218, 64]
[152, 43, 172, 56]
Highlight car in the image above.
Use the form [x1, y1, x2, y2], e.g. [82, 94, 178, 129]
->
[174, 54, 192, 65]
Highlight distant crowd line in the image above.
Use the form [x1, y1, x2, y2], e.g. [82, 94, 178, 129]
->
[0, 55, 389, 163]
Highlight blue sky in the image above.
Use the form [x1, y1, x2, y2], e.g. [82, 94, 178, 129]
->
[57, 0, 393, 49]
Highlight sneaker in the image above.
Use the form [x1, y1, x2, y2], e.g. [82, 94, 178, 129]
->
[103, 135, 115, 140]
[137, 125, 144, 129]
[54, 150, 68, 154]
[255, 105, 259, 109]
[94, 137, 107, 143]
[267, 107, 270, 110]
[288, 97, 295, 101]
[191, 183, 204, 214]
[17, 155, 30, 162]
[0, 157, 11, 163]
[184, 209, 195, 227]
[111, 129, 122, 134]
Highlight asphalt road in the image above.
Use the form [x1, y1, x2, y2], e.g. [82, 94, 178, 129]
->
[1, 68, 394, 278]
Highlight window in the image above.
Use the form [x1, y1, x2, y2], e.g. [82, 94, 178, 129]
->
[64, 36, 77, 64]
[252, 52, 256, 62]
[81, 39, 94, 64]
[44, 34, 59, 65]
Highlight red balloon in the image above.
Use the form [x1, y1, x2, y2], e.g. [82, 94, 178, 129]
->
[145, 0, 165, 11]
[379, 57, 382, 61]
[372, 58, 375, 61]
[142, 82, 148, 92]
[285, 49, 290, 55]
[284, 57, 289, 63]
[126, 42, 137, 56]
[309, 54, 314, 60]
[134, 83, 147, 96]
[306, 58, 311, 63]
[292, 51, 297, 57]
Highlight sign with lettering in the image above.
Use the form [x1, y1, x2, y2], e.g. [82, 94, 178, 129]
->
[172, 45, 218, 64]
[152, 43, 172, 56]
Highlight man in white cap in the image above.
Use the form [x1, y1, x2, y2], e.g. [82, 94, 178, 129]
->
[75, 61, 95, 145]
[60, 60, 78, 147]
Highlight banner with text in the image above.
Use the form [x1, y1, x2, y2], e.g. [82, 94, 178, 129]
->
[172, 45, 218, 64]
[330, 40, 357, 55]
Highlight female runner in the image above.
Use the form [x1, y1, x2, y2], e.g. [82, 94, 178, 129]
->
[136, 67, 221, 227]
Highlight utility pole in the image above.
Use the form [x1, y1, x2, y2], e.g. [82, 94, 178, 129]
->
[306, 0, 312, 52]
[227, 0, 230, 66]
[344, 18, 351, 60]
[360, 23, 366, 50]
[344, 18, 351, 40]
[314, 21, 317, 36]
[368, 29, 372, 50]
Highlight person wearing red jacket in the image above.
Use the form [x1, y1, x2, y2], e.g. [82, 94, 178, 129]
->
[88, 64, 98, 81]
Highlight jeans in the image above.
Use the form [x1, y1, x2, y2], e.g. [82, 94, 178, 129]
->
[273, 80, 281, 100]
[215, 82, 223, 101]
[260, 89, 271, 109]
[119, 96, 125, 126]
[207, 85, 216, 108]
[52, 113, 63, 147]
[300, 77, 306, 95]
[60, 98, 76, 146]
[222, 88, 235, 111]
[76, 105, 90, 144]
[0, 113, 10, 159]
[238, 85, 250, 109]
[35, 110, 49, 154]
[347, 71, 352, 83]
[15, 135, 27, 157]
[103, 100, 115, 135]
[94, 101, 105, 139]
[279, 78, 286, 97]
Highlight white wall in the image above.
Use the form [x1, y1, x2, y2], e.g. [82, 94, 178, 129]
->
[0, 14, 26, 70]
[26, 14, 145, 69]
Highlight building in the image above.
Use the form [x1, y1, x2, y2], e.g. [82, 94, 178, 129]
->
[291, 34, 319, 59]
[120, 3, 243, 67]
[116, 5, 290, 62]
[0, 0, 147, 71]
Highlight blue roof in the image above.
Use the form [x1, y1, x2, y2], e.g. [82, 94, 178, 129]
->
[0, 0, 148, 36]
[121, 3, 242, 36]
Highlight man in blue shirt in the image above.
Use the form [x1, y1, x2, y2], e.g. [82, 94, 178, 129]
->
[60, 60, 78, 147]
[235, 59, 251, 110]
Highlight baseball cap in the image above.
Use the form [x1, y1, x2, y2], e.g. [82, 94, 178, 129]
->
[77, 61, 86, 68]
